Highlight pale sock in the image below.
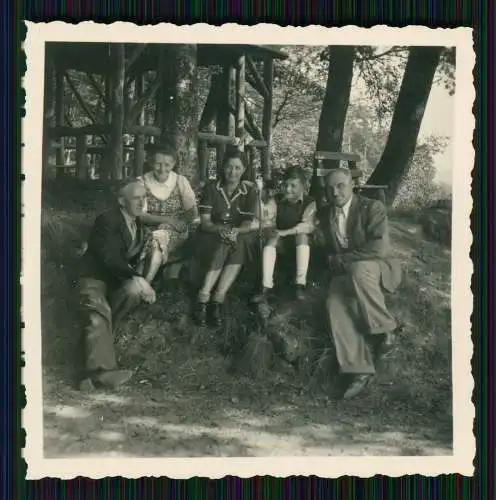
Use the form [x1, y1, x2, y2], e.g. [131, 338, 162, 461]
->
[262, 245, 277, 289]
[198, 269, 222, 303]
[295, 244, 310, 286]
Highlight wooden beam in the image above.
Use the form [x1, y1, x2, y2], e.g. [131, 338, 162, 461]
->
[86, 73, 107, 105]
[261, 58, 274, 179]
[245, 55, 270, 100]
[55, 67, 65, 178]
[126, 44, 148, 71]
[245, 104, 263, 140]
[198, 139, 208, 182]
[198, 132, 241, 146]
[246, 139, 268, 148]
[198, 75, 221, 131]
[127, 125, 161, 136]
[64, 71, 98, 125]
[133, 74, 146, 177]
[315, 167, 361, 179]
[314, 151, 361, 162]
[75, 135, 88, 179]
[235, 55, 246, 151]
[104, 43, 125, 180]
[126, 76, 160, 127]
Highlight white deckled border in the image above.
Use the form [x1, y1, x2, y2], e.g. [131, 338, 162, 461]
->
[21, 22, 475, 479]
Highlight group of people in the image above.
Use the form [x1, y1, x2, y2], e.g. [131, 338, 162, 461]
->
[75, 143, 401, 400]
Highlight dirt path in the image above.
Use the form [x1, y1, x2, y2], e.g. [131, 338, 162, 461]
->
[41, 218, 453, 458]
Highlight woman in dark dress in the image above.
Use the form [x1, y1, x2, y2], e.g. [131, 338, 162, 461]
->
[194, 150, 259, 326]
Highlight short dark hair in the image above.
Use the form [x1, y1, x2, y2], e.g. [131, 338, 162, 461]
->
[221, 148, 247, 173]
[283, 165, 307, 185]
[146, 142, 177, 163]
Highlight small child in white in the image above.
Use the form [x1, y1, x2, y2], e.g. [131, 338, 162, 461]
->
[253, 166, 317, 302]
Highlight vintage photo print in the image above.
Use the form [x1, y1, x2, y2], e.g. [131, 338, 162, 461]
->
[22, 22, 475, 479]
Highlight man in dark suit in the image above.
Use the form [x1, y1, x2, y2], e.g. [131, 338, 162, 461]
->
[315, 168, 402, 399]
[76, 178, 156, 390]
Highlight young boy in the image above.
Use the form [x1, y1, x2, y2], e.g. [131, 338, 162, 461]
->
[253, 166, 317, 302]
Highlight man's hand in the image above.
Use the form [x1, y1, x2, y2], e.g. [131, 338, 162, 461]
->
[328, 255, 346, 276]
[133, 276, 157, 304]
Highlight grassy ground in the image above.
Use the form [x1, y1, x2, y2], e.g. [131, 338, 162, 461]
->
[40, 181, 453, 457]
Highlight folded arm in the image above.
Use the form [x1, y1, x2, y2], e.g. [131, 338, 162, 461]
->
[279, 201, 317, 237]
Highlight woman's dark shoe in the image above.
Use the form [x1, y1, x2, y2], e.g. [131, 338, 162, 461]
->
[209, 302, 223, 326]
[194, 302, 208, 326]
[295, 284, 306, 301]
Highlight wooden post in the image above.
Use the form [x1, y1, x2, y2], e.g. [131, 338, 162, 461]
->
[102, 43, 125, 180]
[261, 58, 274, 180]
[133, 73, 146, 177]
[198, 140, 208, 183]
[75, 135, 88, 179]
[55, 66, 65, 178]
[235, 55, 246, 152]
[216, 64, 236, 176]
[42, 54, 56, 179]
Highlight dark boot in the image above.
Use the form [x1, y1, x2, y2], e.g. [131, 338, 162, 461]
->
[295, 284, 306, 301]
[194, 302, 208, 326]
[80, 369, 133, 391]
[209, 302, 223, 326]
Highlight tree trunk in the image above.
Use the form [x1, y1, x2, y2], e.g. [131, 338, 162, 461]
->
[316, 46, 355, 164]
[159, 45, 199, 187]
[312, 46, 355, 203]
[367, 46, 443, 204]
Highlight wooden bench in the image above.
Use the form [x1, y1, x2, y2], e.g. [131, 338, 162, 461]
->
[312, 150, 388, 205]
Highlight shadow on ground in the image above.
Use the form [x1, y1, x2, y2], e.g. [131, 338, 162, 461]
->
[40, 214, 453, 458]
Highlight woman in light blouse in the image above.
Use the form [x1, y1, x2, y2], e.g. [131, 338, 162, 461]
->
[137, 143, 198, 284]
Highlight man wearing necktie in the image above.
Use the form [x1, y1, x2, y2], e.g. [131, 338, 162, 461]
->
[76, 178, 157, 390]
[315, 167, 402, 399]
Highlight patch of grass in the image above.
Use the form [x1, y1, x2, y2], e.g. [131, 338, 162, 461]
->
[40, 182, 453, 448]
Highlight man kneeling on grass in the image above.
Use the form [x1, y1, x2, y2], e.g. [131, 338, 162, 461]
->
[252, 166, 317, 303]
[76, 178, 158, 390]
[315, 167, 402, 399]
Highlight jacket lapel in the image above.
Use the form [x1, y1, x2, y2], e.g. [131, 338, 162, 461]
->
[118, 209, 133, 249]
[345, 195, 360, 249]
[323, 205, 340, 252]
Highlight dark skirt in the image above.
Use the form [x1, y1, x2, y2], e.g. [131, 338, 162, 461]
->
[193, 230, 258, 271]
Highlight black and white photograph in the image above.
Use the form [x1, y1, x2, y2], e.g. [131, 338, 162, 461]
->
[22, 23, 474, 478]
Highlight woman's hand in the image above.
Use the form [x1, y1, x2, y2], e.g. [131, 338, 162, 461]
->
[219, 227, 238, 247]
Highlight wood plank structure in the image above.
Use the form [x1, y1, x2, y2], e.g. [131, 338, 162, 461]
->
[43, 42, 288, 185]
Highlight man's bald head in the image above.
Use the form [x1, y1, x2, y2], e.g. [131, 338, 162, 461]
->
[325, 168, 354, 207]
[116, 178, 146, 217]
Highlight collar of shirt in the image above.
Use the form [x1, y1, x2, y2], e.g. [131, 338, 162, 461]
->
[337, 196, 353, 218]
[121, 208, 137, 233]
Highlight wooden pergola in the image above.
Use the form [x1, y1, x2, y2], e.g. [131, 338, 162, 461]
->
[43, 42, 288, 184]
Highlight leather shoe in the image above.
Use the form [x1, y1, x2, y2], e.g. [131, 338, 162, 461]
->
[194, 302, 208, 326]
[342, 374, 373, 400]
[209, 302, 223, 326]
[80, 369, 133, 390]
